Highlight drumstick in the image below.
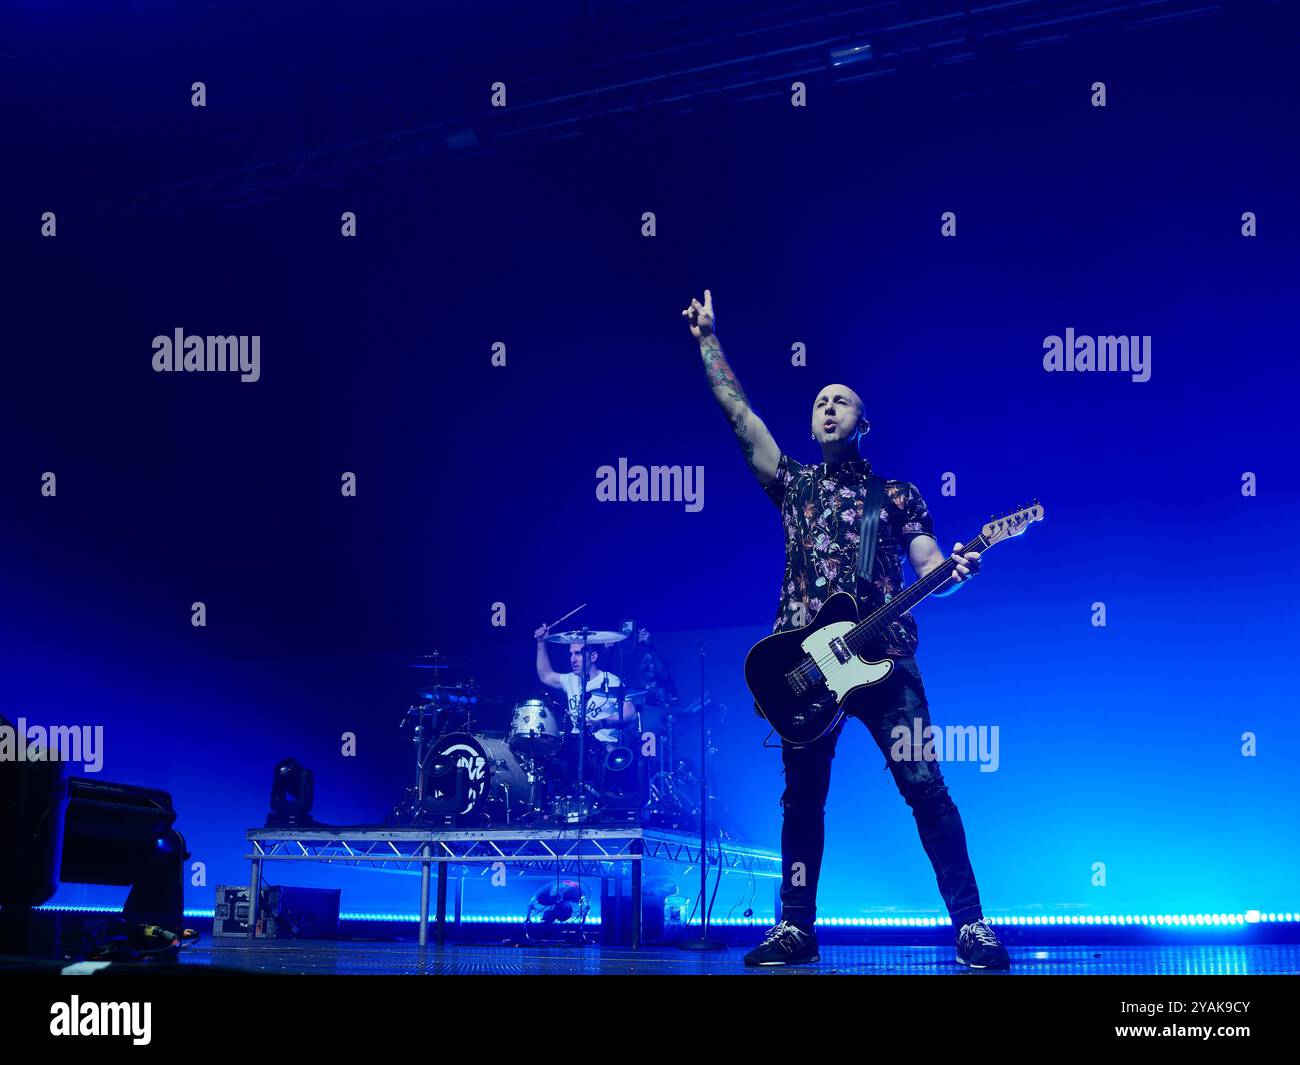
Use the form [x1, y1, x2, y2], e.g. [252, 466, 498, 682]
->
[546, 603, 586, 632]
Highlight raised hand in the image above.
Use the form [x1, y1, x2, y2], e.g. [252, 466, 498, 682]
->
[682, 289, 716, 339]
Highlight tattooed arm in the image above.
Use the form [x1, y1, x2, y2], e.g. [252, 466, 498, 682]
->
[682, 289, 781, 485]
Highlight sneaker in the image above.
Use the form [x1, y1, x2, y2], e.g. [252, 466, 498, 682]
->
[742, 920, 820, 967]
[955, 918, 1011, 969]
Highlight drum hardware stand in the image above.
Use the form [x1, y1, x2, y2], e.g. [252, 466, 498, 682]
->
[518, 754, 543, 820]
[678, 638, 725, 952]
[391, 701, 439, 824]
[645, 699, 699, 828]
[648, 699, 680, 822]
[571, 627, 594, 823]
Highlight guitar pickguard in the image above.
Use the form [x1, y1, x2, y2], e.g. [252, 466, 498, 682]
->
[799, 620, 894, 701]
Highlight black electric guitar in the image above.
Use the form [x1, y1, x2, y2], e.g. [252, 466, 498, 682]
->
[745, 502, 1044, 745]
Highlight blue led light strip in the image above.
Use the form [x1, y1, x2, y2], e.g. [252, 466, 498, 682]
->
[32, 906, 1300, 926]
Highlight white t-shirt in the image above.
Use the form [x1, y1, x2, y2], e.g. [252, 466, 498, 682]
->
[556, 670, 624, 743]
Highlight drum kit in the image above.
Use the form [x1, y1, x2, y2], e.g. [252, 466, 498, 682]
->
[387, 628, 703, 829]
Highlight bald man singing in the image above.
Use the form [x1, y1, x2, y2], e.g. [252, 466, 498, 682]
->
[683, 289, 1010, 970]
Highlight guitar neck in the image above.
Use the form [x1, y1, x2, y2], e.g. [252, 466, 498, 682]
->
[845, 530, 991, 652]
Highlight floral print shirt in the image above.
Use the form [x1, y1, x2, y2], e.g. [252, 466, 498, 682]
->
[762, 453, 936, 656]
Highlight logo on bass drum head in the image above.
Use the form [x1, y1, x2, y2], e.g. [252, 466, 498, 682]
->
[433, 742, 488, 815]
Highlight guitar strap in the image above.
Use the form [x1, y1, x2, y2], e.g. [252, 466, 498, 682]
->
[858, 474, 897, 773]
[855, 475, 887, 587]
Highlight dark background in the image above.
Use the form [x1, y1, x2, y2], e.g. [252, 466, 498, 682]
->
[2, 0, 1297, 920]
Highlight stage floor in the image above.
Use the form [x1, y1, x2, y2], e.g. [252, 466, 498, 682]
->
[178, 939, 1300, 976]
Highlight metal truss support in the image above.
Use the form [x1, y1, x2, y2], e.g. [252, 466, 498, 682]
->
[244, 825, 780, 948]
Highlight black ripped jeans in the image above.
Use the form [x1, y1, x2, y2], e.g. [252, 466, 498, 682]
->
[777, 656, 984, 932]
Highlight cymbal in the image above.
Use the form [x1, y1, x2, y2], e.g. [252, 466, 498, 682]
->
[415, 687, 500, 703]
[405, 651, 468, 671]
[545, 629, 627, 646]
[414, 680, 479, 691]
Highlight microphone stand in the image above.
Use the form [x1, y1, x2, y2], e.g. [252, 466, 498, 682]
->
[678, 637, 724, 951]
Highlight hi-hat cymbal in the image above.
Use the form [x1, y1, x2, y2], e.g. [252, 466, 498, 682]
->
[545, 629, 627, 646]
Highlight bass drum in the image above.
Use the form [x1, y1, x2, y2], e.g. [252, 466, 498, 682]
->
[426, 733, 530, 821]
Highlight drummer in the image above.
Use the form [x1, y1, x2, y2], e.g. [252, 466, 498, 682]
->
[533, 623, 636, 749]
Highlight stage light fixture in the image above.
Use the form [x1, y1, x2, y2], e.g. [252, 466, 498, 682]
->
[266, 758, 316, 827]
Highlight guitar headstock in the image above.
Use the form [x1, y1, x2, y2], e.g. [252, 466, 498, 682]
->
[981, 501, 1044, 548]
